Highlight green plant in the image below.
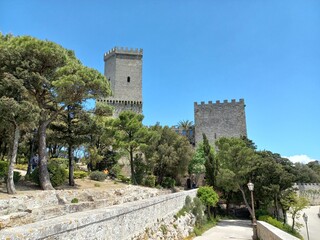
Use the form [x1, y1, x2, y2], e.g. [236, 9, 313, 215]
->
[192, 197, 207, 227]
[30, 161, 67, 187]
[13, 171, 21, 183]
[50, 158, 68, 169]
[0, 161, 8, 179]
[94, 183, 101, 187]
[258, 215, 303, 239]
[89, 171, 106, 181]
[197, 186, 219, 219]
[161, 177, 176, 188]
[15, 164, 28, 171]
[71, 198, 79, 203]
[109, 164, 122, 178]
[73, 171, 88, 179]
[160, 224, 168, 235]
[143, 174, 156, 187]
[118, 174, 131, 184]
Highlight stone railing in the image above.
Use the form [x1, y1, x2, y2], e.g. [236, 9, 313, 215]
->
[0, 189, 197, 240]
[257, 221, 300, 240]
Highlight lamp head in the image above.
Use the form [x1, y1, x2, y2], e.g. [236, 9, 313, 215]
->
[247, 181, 254, 191]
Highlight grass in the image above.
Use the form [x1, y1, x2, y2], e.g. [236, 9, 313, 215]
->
[193, 218, 218, 236]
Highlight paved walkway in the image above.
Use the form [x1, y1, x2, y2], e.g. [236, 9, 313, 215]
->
[194, 219, 253, 240]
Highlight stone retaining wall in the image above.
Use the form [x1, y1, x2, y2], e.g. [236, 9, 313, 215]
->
[257, 221, 300, 240]
[0, 189, 197, 240]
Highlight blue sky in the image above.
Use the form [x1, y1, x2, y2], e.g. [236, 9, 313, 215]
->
[1, 0, 319, 162]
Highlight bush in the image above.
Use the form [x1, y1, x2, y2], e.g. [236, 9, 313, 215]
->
[258, 215, 303, 239]
[73, 171, 88, 179]
[13, 171, 21, 183]
[50, 158, 68, 169]
[89, 171, 106, 182]
[15, 164, 28, 171]
[71, 198, 79, 203]
[118, 174, 131, 184]
[0, 161, 8, 179]
[143, 174, 156, 187]
[30, 161, 67, 187]
[192, 197, 207, 227]
[161, 177, 176, 188]
[109, 164, 121, 178]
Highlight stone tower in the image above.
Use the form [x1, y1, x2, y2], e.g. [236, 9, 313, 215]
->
[99, 47, 143, 117]
[194, 99, 247, 145]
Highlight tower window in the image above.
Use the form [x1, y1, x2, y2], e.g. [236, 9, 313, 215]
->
[127, 76, 131, 83]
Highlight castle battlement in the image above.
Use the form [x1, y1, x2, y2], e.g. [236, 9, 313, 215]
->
[194, 98, 244, 107]
[97, 99, 142, 105]
[104, 47, 143, 61]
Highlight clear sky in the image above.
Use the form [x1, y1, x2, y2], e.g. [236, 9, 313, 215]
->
[1, 0, 319, 162]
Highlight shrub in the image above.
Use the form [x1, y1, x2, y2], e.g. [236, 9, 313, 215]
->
[118, 174, 131, 184]
[143, 175, 156, 187]
[50, 158, 68, 169]
[89, 171, 106, 182]
[71, 198, 79, 203]
[94, 183, 101, 187]
[73, 171, 88, 179]
[13, 171, 21, 183]
[258, 215, 303, 239]
[15, 164, 28, 171]
[109, 164, 121, 178]
[192, 197, 207, 227]
[161, 177, 176, 188]
[30, 161, 67, 187]
[0, 161, 8, 179]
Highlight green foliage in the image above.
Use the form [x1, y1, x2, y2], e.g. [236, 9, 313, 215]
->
[13, 171, 21, 183]
[258, 215, 303, 239]
[89, 171, 106, 182]
[0, 161, 8, 178]
[189, 143, 205, 174]
[30, 161, 67, 187]
[109, 164, 122, 178]
[161, 177, 176, 188]
[192, 197, 207, 227]
[50, 158, 68, 169]
[110, 111, 149, 185]
[73, 171, 88, 179]
[143, 175, 156, 187]
[71, 198, 79, 203]
[94, 183, 101, 187]
[197, 186, 219, 208]
[118, 174, 131, 184]
[15, 164, 28, 171]
[133, 153, 147, 185]
[202, 134, 217, 187]
[193, 218, 218, 236]
[145, 125, 193, 186]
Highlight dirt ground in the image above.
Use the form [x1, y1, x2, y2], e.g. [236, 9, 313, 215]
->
[0, 172, 128, 199]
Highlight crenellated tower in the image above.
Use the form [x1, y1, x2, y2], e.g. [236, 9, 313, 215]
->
[194, 99, 247, 145]
[98, 47, 143, 117]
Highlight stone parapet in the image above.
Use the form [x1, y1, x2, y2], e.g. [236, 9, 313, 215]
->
[257, 221, 300, 240]
[0, 189, 197, 240]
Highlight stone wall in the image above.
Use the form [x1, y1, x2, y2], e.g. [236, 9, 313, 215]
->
[194, 99, 247, 145]
[257, 221, 300, 240]
[0, 189, 197, 240]
[294, 183, 320, 205]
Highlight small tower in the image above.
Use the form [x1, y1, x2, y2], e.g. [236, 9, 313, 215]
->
[99, 47, 143, 117]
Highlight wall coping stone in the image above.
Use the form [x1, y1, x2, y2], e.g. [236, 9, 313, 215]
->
[257, 221, 300, 240]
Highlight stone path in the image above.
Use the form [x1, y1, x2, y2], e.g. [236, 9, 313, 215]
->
[194, 219, 253, 240]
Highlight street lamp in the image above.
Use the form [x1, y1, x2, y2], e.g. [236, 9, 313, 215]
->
[247, 181, 257, 240]
[302, 213, 310, 240]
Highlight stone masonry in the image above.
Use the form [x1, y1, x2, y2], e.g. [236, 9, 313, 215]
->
[97, 47, 143, 117]
[194, 99, 247, 145]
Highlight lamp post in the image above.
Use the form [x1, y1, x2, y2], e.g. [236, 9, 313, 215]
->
[247, 181, 257, 240]
[302, 213, 310, 240]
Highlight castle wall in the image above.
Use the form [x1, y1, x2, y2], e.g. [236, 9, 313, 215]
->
[194, 99, 247, 145]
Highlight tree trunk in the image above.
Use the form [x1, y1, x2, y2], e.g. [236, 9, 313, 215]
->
[38, 122, 54, 190]
[239, 186, 253, 217]
[68, 144, 75, 186]
[6, 126, 20, 194]
[130, 146, 136, 185]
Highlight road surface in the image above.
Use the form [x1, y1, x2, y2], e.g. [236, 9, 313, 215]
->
[193, 219, 253, 240]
